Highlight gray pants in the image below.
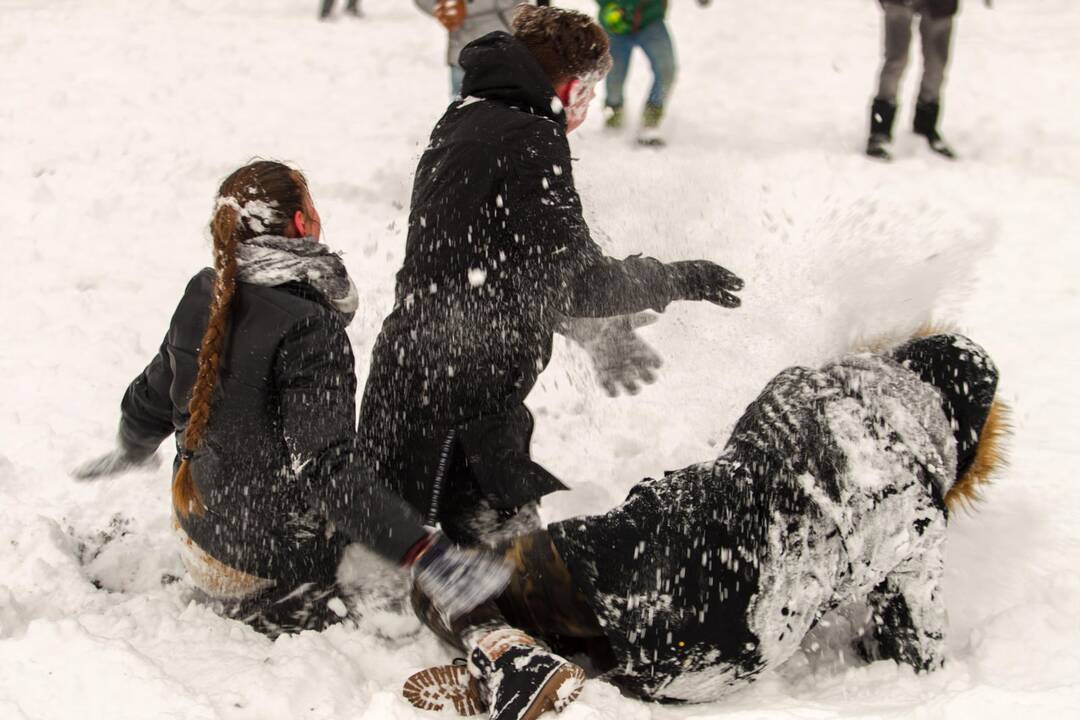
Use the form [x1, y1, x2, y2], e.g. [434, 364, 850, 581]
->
[875, 4, 954, 104]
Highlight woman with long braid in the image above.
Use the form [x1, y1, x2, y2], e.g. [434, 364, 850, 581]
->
[75, 160, 510, 636]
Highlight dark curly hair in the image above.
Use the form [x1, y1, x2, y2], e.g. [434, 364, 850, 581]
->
[512, 5, 612, 86]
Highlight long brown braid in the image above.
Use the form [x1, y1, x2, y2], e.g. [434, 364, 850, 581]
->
[173, 161, 309, 518]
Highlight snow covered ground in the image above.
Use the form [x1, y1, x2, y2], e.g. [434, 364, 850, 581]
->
[2, 0, 1078, 717]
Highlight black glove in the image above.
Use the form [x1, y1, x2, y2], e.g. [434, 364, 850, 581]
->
[668, 260, 744, 308]
[410, 531, 512, 623]
[72, 447, 159, 481]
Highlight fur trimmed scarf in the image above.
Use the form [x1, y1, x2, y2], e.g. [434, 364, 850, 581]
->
[235, 235, 359, 323]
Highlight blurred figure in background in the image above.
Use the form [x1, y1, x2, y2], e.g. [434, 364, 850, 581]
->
[416, 0, 550, 98]
[866, 0, 992, 161]
[319, 0, 362, 21]
[597, 0, 712, 146]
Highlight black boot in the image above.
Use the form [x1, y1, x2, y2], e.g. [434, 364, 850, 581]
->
[866, 99, 897, 161]
[913, 101, 957, 159]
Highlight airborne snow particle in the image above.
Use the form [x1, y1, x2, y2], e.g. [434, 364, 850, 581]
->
[468, 268, 487, 287]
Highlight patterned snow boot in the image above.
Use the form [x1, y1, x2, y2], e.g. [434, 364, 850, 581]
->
[913, 101, 957, 159]
[469, 629, 586, 720]
[402, 629, 586, 719]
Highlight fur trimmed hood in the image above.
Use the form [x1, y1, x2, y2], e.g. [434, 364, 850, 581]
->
[888, 332, 1009, 510]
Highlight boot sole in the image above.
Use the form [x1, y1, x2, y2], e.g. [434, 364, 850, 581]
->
[403, 661, 586, 719]
[403, 664, 486, 716]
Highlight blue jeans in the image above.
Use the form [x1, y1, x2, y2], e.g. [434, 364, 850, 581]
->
[605, 20, 677, 110]
[450, 64, 466, 99]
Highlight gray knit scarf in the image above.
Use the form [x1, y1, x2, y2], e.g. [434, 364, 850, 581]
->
[235, 235, 359, 324]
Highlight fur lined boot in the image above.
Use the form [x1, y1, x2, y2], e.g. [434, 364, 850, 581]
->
[468, 628, 586, 720]
[403, 627, 586, 719]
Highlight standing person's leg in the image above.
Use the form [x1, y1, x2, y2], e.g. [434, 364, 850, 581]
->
[450, 64, 466, 99]
[319, 0, 335, 20]
[868, 4, 915, 158]
[637, 20, 677, 124]
[913, 13, 956, 156]
[603, 31, 635, 127]
[917, 13, 954, 105]
[875, 4, 915, 104]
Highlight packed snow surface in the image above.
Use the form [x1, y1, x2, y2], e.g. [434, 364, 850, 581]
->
[2, 0, 1079, 718]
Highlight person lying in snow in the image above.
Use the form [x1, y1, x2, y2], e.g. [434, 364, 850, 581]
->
[73, 160, 512, 636]
[403, 332, 1008, 717]
[358, 5, 744, 553]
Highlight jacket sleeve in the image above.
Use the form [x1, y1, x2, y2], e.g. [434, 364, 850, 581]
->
[118, 339, 175, 459]
[276, 313, 427, 563]
[512, 124, 678, 318]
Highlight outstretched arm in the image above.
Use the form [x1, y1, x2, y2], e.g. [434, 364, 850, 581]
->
[512, 126, 743, 318]
[118, 339, 175, 458]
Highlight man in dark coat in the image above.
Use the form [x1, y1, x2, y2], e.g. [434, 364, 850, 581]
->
[359, 5, 744, 547]
[867, 0, 991, 160]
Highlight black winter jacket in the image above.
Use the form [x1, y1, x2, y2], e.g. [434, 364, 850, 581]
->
[120, 269, 425, 581]
[881, 0, 959, 19]
[358, 33, 685, 521]
[551, 334, 998, 701]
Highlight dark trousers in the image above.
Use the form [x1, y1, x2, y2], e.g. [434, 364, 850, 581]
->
[876, 4, 954, 104]
[319, 0, 359, 18]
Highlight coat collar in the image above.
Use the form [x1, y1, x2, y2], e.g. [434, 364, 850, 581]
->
[459, 32, 567, 128]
